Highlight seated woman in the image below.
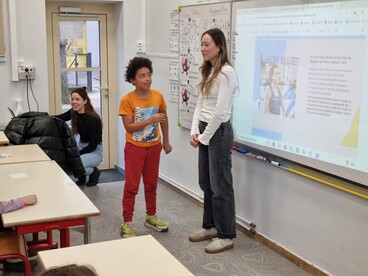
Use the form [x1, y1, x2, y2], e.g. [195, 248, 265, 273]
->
[57, 87, 103, 186]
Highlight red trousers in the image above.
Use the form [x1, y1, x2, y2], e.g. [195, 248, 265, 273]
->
[122, 142, 162, 222]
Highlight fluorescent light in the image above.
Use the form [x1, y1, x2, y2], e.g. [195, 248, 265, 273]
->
[58, 14, 97, 18]
[59, 6, 81, 14]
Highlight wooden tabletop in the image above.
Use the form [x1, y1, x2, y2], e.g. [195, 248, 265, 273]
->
[0, 131, 9, 146]
[0, 144, 50, 165]
[38, 235, 193, 276]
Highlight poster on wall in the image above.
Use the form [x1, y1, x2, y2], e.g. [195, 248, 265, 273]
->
[0, 0, 5, 62]
[178, 3, 231, 129]
[169, 9, 179, 52]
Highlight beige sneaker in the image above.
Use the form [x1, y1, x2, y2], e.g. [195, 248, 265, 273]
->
[189, 228, 218, 242]
[205, 238, 234, 254]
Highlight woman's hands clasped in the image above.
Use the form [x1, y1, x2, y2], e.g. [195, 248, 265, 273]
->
[190, 134, 200, 148]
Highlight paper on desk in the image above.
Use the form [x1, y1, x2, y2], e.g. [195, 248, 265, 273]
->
[0, 153, 11, 158]
[9, 172, 29, 179]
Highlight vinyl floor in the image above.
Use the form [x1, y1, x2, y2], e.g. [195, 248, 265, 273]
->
[5, 180, 310, 276]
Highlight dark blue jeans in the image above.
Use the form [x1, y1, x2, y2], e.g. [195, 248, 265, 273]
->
[198, 120, 236, 239]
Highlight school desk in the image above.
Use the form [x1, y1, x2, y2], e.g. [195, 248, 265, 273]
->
[0, 131, 9, 146]
[0, 161, 100, 249]
[38, 235, 194, 276]
[0, 144, 50, 165]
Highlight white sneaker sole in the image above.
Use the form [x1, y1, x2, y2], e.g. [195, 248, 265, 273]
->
[205, 241, 234, 254]
[119, 227, 136, 238]
[189, 232, 218, 242]
[144, 222, 169, 232]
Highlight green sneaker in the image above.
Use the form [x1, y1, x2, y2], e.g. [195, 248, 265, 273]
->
[145, 215, 169, 232]
[120, 222, 136, 238]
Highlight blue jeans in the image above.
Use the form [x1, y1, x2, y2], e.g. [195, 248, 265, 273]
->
[198, 121, 236, 239]
[79, 142, 103, 176]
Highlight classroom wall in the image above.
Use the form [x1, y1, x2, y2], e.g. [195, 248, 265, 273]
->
[143, 1, 368, 276]
[0, 0, 49, 129]
[1, 1, 367, 275]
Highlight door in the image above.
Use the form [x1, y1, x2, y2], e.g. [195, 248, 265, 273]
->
[47, 4, 116, 170]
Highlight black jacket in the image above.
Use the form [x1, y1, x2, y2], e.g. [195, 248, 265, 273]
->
[4, 112, 85, 178]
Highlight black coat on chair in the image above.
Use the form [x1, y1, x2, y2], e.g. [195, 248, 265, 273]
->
[4, 112, 85, 178]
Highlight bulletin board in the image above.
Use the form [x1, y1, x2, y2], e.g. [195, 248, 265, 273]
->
[178, 3, 231, 129]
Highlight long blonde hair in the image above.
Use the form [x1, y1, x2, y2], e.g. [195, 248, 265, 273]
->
[198, 28, 231, 96]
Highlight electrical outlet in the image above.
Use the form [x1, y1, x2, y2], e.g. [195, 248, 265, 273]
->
[18, 66, 35, 80]
[136, 40, 146, 53]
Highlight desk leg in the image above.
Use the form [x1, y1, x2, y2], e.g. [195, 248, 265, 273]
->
[84, 217, 90, 244]
[60, 229, 70, 248]
[27, 231, 58, 250]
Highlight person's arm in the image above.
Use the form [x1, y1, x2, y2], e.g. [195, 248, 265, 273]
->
[190, 89, 203, 148]
[0, 194, 37, 214]
[79, 116, 102, 155]
[190, 87, 202, 137]
[198, 68, 238, 145]
[264, 88, 271, 114]
[159, 110, 172, 154]
[119, 92, 167, 135]
[55, 109, 72, 121]
[280, 89, 286, 116]
[122, 113, 167, 133]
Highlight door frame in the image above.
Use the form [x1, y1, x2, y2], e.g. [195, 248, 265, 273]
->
[46, 2, 118, 170]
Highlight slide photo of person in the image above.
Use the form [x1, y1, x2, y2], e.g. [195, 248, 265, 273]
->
[258, 61, 297, 119]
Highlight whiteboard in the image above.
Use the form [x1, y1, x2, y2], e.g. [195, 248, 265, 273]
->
[231, 0, 368, 187]
[178, 3, 231, 129]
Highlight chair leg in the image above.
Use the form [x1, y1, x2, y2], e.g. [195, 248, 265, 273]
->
[0, 231, 32, 275]
[27, 231, 58, 250]
[22, 256, 32, 276]
[0, 255, 31, 276]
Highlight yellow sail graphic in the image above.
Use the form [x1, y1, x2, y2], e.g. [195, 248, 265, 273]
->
[342, 108, 360, 148]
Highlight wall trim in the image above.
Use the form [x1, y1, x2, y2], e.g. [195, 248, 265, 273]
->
[159, 176, 329, 276]
[114, 164, 125, 175]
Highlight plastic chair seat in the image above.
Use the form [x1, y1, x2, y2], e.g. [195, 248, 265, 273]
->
[0, 230, 32, 276]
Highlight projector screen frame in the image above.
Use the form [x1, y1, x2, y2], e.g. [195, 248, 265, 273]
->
[231, 0, 368, 188]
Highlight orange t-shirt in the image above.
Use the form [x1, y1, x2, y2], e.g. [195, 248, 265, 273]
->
[118, 89, 167, 147]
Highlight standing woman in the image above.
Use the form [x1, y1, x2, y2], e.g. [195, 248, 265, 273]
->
[57, 87, 103, 186]
[189, 28, 238, 254]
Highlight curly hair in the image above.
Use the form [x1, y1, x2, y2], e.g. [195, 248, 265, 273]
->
[40, 264, 98, 276]
[125, 57, 153, 83]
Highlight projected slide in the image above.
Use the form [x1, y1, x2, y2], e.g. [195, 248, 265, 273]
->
[232, 0, 368, 185]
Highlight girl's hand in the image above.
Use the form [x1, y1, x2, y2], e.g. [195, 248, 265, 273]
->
[21, 194, 37, 206]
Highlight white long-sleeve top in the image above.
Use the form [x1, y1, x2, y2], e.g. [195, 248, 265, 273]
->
[191, 65, 238, 145]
